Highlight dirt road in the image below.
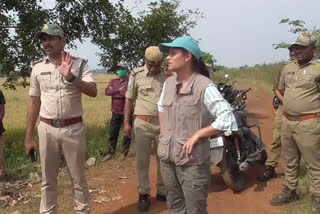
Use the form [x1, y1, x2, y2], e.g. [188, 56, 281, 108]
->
[3, 88, 286, 214]
[87, 88, 286, 214]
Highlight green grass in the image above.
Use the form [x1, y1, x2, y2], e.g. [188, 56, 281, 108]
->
[1, 74, 129, 179]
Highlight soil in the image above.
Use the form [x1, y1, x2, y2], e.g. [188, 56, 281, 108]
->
[3, 88, 288, 214]
[88, 88, 286, 214]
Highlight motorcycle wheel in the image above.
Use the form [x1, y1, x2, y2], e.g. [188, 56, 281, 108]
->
[219, 150, 245, 192]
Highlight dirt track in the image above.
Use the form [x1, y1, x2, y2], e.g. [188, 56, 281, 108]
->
[86, 88, 287, 214]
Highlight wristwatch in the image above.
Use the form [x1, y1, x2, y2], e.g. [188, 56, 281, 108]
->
[67, 74, 76, 82]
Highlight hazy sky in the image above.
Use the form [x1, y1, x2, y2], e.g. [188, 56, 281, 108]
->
[42, 0, 320, 69]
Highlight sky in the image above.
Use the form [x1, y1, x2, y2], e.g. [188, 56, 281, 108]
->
[42, 0, 320, 69]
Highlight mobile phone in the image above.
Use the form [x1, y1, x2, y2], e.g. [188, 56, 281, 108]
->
[30, 148, 37, 163]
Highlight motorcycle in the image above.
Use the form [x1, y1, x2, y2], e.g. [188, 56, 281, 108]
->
[218, 74, 248, 110]
[210, 87, 267, 192]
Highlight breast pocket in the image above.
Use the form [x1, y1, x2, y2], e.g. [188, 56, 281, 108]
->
[139, 84, 152, 97]
[39, 72, 53, 91]
[298, 74, 317, 89]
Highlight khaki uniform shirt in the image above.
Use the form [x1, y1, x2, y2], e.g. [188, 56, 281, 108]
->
[125, 65, 165, 116]
[273, 63, 289, 91]
[29, 57, 95, 119]
[279, 58, 320, 115]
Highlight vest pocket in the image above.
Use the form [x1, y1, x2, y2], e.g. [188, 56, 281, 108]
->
[158, 134, 170, 161]
[174, 138, 196, 164]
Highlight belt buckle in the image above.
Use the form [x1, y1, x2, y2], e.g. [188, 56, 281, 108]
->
[52, 119, 65, 128]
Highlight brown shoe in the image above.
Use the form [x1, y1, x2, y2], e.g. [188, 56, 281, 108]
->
[270, 186, 299, 206]
[312, 195, 320, 214]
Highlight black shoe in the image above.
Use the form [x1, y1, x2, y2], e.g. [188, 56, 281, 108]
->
[156, 194, 167, 202]
[257, 165, 276, 182]
[270, 186, 299, 206]
[138, 194, 151, 212]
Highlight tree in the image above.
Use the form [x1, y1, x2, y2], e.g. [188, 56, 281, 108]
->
[1, 0, 203, 88]
[273, 18, 320, 56]
[202, 51, 216, 70]
[93, 0, 203, 71]
[0, 0, 121, 89]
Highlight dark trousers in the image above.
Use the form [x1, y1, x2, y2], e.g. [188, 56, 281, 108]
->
[108, 113, 131, 156]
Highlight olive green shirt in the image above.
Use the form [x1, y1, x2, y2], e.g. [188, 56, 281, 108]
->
[29, 57, 95, 119]
[126, 65, 165, 116]
[279, 59, 320, 115]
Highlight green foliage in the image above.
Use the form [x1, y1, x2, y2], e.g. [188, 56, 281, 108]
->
[273, 18, 320, 56]
[1, 0, 204, 87]
[93, 0, 203, 71]
[202, 51, 216, 69]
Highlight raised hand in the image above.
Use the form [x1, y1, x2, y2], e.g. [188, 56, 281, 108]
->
[58, 51, 73, 79]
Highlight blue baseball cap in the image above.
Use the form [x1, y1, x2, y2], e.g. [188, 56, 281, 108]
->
[159, 37, 202, 61]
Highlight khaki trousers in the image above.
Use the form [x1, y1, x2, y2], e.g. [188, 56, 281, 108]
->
[160, 159, 211, 214]
[133, 118, 166, 195]
[265, 106, 283, 167]
[0, 135, 5, 176]
[38, 121, 90, 214]
[281, 116, 320, 197]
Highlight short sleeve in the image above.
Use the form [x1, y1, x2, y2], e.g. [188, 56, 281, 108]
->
[80, 60, 96, 83]
[28, 68, 41, 97]
[273, 65, 284, 90]
[278, 70, 285, 91]
[125, 75, 137, 100]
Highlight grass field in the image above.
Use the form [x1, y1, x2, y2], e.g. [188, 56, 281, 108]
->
[1, 66, 313, 213]
[1, 74, 116, 178]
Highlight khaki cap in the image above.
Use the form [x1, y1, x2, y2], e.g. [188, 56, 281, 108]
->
[35, 24, 65, 39]
[289, 33, 316, 47]
[116, 61, 128, 69]
[145, 46, 163, 63]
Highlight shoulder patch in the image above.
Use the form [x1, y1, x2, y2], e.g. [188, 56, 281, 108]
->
[282, 60, 291, 65]
[72, 56, 88, 63]
[31, 58, 44, 67]
[132, 67, 144, 75]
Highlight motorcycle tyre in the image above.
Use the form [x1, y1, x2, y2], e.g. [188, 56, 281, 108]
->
[219, 151, 245, 192]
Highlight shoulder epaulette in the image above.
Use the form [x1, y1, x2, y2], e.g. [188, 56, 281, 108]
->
[32, 58, 44, 67]
[72, 56, 88, 63]
[132, 67, 145, 75]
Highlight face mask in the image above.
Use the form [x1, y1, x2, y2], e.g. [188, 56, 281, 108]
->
[117, 70, 127, 77]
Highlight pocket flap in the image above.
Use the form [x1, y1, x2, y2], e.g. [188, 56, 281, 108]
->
[139, 84, 152, 90]
[159, 134, 170, 145]
[176, 138, 189, 145]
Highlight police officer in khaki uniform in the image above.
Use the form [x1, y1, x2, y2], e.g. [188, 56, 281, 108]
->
[25, 24, 97, 214]
[270, 33, 320, 214]
[124, 46, 166, 212]
[257, 47, 296, 182]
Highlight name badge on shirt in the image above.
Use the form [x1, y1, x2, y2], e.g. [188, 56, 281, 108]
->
[41, 72, 51, 75]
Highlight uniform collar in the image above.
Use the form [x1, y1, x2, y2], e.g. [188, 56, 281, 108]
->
[142, 65, 149, 76]
[293, 56, 318, 68]
[142, 65, 163, 77]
